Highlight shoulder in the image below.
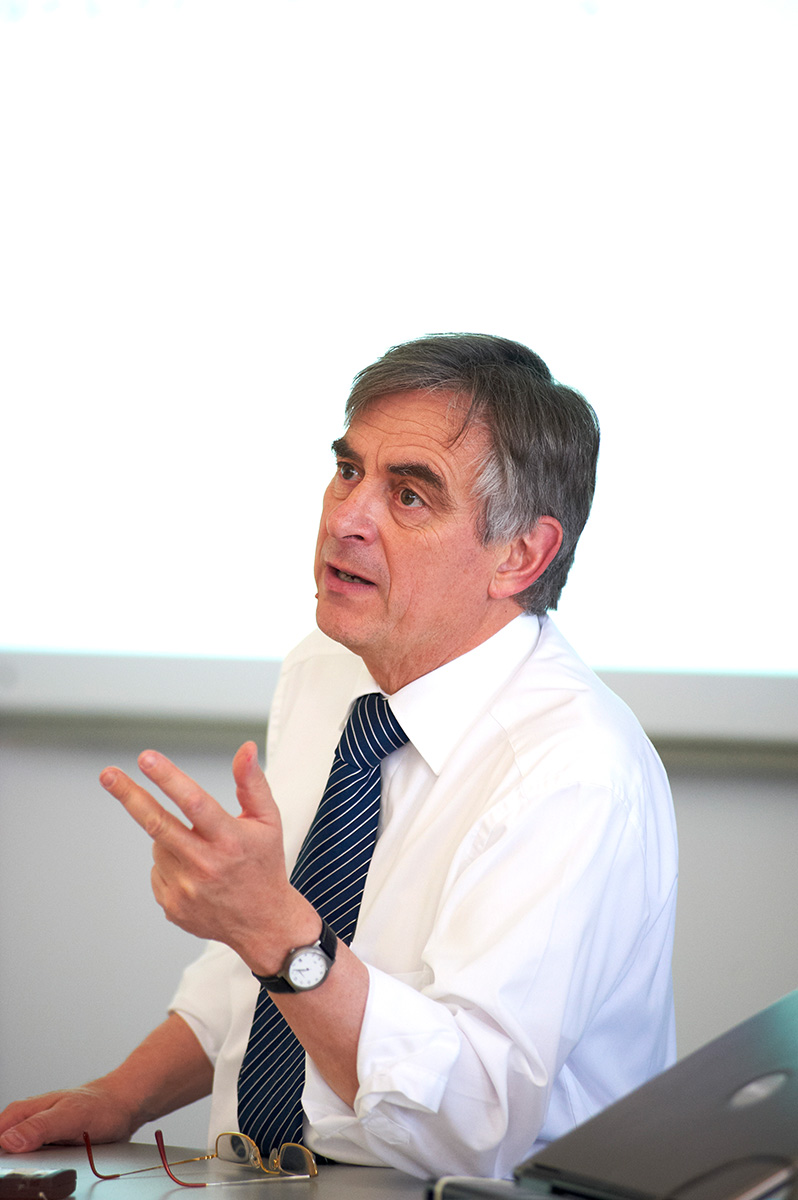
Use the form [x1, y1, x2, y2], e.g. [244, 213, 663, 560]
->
[267, 628, 374, 755]
[494, 617, 670, 809]
[276, 627, 372, 700]
[280, 626, 358, 674]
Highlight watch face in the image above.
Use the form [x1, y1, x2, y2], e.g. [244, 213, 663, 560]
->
[286, 947, 330, 991]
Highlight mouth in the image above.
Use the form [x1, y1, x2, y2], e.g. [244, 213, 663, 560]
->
[334, 568, 373, 585]
[326, 563, 377, 588]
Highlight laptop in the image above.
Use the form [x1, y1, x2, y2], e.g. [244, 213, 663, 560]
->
[431, 989, 798, 1200]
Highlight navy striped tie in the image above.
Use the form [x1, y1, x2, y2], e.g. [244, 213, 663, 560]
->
[237, 691, 408, 1153]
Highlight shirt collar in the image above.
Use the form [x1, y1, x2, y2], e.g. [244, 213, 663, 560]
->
[385, 614, 541, 776]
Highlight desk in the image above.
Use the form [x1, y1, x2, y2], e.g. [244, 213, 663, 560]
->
[0, 1142, 428, 1199]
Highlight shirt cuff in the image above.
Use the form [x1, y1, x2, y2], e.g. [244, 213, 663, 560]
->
[303, 963, 461, 1160]
[355, 964, 461, 1115]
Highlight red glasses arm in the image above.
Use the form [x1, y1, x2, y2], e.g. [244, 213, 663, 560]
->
[83, 1133, 121, 1180]
[155, 1130, 207, 1188]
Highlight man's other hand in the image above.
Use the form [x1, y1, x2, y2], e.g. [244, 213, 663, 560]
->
[0, 1015, 214, 1156]
[0, 1084, 136, 1153]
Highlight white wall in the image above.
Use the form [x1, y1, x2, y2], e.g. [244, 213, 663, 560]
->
[666, 741, 798, 1054]
[1, 714, 796, 1150]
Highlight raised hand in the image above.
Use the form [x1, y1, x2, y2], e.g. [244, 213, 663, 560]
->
[99, 743, 319, 975]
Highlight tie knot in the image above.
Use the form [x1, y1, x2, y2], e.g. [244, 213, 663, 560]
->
[339, 692, 408, 770]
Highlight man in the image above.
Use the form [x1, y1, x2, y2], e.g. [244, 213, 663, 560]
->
[0, 334, 677, 1180]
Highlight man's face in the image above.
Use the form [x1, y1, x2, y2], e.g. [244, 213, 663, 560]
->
[313, 390, 521, 693]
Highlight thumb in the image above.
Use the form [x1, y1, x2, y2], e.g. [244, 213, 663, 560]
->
[0, 1115, 51, 1153]
[232, 742, 275, 819]
[0, 1095, 83, 1153]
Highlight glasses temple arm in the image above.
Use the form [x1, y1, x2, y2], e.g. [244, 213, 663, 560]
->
[83, 1133, 122, 1180]
[155, 1129, 207, 1188]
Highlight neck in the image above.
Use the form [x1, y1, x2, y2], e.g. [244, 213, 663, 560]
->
[361, 607, 522, 695]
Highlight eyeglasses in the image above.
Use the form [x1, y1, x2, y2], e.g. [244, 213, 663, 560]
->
[83, 1130, 318, 1186]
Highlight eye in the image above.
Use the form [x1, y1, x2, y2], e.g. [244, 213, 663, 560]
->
[337, 460, 360, 482]
[398, 486, 424, 508]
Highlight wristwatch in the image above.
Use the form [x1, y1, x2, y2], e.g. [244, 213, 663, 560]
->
[253, 918, 337, 993]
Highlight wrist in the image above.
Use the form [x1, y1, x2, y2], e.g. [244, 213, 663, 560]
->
[79, 1075, 142, 1137]
[243, 891, 322, 978]
[253, 917, 337, 994]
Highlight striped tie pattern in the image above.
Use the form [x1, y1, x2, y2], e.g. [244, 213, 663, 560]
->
[237, 691, 408, 1153]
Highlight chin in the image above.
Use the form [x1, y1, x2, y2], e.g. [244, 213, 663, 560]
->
[315, 603, 360, 651]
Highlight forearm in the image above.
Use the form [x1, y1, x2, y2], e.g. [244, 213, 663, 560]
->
[269, 941, 369, 1109]
[98, 1012, 214, 1127]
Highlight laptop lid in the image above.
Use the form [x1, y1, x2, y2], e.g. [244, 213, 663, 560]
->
[515, 989, 798, 1200]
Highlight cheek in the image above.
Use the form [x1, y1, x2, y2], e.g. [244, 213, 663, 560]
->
[431, 539, 500, 599]
[390, 539, 457, 605]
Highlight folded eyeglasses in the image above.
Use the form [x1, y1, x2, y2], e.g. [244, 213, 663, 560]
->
[83, 1130, 318, 1186]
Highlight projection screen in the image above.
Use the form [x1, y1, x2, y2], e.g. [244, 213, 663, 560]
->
[1, 0, 796, 740]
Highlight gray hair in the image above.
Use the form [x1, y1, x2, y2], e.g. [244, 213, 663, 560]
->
[345, 333, 600, 614]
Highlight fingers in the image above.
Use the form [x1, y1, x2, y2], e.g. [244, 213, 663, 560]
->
[0, 1087, 128, 1153]
[0, 1107, 61, 1153]
[0, 1096, 50, 1151]
[232, 741, 277, 820]
[100, 752, 227, 844]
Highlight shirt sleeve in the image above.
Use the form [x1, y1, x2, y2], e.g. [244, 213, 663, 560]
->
[302, 778, 674, 1180]
[169, 940, 238, 1064]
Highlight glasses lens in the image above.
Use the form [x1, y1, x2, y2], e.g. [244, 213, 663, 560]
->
[216, 1133, 262, 1168]
[276, 1144, 316, 1177]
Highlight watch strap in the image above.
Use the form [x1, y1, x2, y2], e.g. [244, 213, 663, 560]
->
[253, 918, 337, 993]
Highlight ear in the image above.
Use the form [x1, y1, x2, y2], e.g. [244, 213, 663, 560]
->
[488, 517, 563, 601]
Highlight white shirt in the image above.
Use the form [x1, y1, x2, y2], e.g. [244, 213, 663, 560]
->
[170, 614, 677, 1180]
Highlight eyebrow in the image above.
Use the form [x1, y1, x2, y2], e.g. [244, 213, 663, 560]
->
[331, 436, 453, 507]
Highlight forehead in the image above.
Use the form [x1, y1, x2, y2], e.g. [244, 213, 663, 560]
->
[343, 389, 487, 481]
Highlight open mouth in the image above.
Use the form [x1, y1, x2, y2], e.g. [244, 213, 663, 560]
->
[334, 568, 374, 586]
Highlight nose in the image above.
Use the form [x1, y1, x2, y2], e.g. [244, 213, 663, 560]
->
[324, 478, 380, 543]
